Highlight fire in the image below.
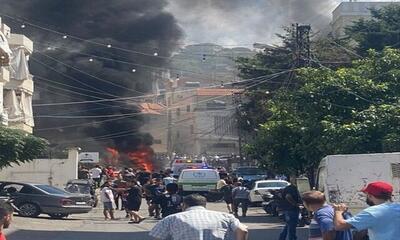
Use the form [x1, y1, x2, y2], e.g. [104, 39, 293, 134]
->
[105, 146, 154, 171]
[127, 145, 154, 171]
[106, 147, 119, 165]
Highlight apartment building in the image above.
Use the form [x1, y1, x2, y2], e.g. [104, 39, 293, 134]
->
[0, 17, 35, 133]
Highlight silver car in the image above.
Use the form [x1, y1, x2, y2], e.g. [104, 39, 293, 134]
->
[0, 181, 92, 219]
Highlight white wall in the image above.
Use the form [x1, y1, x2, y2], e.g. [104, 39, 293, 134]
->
[0, 148, 79, 188]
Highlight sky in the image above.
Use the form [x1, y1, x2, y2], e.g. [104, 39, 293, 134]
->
[166, 0, 398, 47]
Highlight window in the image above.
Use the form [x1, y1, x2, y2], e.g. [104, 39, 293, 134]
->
[20, 186, 42, 195]
[187, 105, 191, 112]
[1, 184, 24, 195]
[35, 185, 68, 195]
[176, 108, 181, 116]
[181, 170, 218, 180]
[190, 125, 194, 134]
[176, 131, 180, 138]
[154, 139, 162, 144]
[206, 100, 226, 110]
[392, 163, 400, 178]
[214, 116, 236, 136]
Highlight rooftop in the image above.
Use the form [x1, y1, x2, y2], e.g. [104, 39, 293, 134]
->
[138, 103, 165, 115]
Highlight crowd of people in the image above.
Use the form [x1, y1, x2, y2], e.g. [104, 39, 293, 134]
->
[86, 166, 183, 223]
[278, 177, 400, 240]
[84, 166, 400, 240]
[84, 166, 250, 239]
[0, 163, 398, 240]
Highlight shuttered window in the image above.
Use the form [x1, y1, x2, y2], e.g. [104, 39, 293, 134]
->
[391, 163, 400, 178]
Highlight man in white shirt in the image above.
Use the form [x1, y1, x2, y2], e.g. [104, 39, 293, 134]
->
[100, 181, 115, 220]
[90, 165, 102, 188]
[149, 194, 248, 240]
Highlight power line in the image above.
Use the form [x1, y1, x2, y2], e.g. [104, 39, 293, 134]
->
[34, 42, 214, 79]
[34, 75, 139, 111]
[54, 73, 292, 143]
[32, 71, 291, 107]
[1, 13, 256, 60]
[31, 56, 116, 98]
[34, 73, 291, 121]
[35, 115, 132, 131]
[36, 52, 146, 95]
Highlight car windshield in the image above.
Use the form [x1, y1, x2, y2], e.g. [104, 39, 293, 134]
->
[236, 168, 265, 175]
[36, 185, 68, 195]
[257, 182, 288, 188]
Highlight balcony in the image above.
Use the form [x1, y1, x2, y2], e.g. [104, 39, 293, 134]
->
[9, 34, 33, 54]
[8, 122, 33, 133]
[4, 76, 34, 93]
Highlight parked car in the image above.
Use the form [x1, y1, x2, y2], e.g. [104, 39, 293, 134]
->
[65, 179, 98, 207]
[233, 166, 268, 188]
[0, 181, 93, 219]
[249, 180, 289, 204]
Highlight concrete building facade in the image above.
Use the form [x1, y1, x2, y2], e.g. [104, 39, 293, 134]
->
[138, 102, 168, 154]
[167, 87, 241, 157]
[331, 1, 398, 38]
[0, 17, 35, 133]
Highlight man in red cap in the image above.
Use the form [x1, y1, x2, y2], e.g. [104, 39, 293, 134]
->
[333, 181, 400, 240]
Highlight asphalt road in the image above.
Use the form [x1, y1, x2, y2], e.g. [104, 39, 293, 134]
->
[5, 202, 309, 240]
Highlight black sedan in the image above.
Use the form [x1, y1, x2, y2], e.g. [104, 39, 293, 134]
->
[0, 181, 93, 219]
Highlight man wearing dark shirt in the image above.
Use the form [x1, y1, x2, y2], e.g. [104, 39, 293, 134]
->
[279, 176, 302, 240]
[149, 178, 165, 219]
[160, 183, 182, 218]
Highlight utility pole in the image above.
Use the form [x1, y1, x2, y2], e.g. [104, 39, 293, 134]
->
[232, 92, 244, 164]
[294, 23, 312, 68]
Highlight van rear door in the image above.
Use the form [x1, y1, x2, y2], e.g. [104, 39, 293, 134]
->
[178, 170, 219, 192]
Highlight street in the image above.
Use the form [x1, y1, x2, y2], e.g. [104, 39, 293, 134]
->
[5, 202, 309, 240]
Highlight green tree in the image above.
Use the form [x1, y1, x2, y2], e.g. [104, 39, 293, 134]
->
[236, 26, 354, 135]
[0, 127, 48, 169]
[247, 48, 400, 185]
[346, 4, 400, 55]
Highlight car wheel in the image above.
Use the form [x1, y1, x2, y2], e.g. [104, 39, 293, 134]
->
[18, 203, 40, 217]
[48, 213, 69, 219]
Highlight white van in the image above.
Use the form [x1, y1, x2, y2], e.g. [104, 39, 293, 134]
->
[178, 169, 220, 193]
[316, 153, 400, 213]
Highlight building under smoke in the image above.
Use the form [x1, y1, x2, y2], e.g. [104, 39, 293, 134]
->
[0, 0, 182, 169]
[0, 0, 345, 169]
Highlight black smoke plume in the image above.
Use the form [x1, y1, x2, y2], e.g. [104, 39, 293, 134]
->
[0, 0, 182, 155]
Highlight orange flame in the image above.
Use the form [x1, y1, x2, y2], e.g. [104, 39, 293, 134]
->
[105, 146, 154, 171]
[106, 147, 119, 165]
[127, 145, 154, 171]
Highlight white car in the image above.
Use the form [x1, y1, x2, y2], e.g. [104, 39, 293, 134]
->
[249, 180, 289, 203]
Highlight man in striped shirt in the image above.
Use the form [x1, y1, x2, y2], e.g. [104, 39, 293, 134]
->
[149, 194, 248, 240]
